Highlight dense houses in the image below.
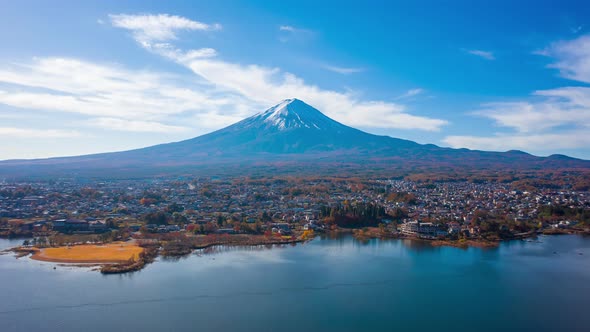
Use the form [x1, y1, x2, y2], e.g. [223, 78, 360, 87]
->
[0, 177, 588, 237]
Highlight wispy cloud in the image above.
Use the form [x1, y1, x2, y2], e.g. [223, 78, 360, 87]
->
[278, 25, 311, 34]
[0, 127, 81, 138]
[471, 99, 589, 134]
[0, 57, 247, 133]
[465, 49, 495, 60]
[109, 13, 221, 45]
[0, 12, 449, 148]
[146, 43, 218, 63]
[277, 24, 315, 43]
[394, 88, 424, 100]
[92, 118, 190, 133]
[322, 65, 364, 75]
[443, 86, 590, 152]
[111, 13, 448, 132]
[181, 58, 445, 130]
[536, 34, 590, 83]
[279, 25, 296, 32]
[180, 58, 446, 130]
[443, 130, 590, 153]
[444, 35, 590, 155]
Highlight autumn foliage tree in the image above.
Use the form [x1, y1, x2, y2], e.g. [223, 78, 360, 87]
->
[320, 201, 389, 228]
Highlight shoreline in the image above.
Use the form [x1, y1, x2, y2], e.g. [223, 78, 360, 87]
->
[103, 237, 306, 274]
[4, 231, 587, 273]
[5, 235, 307, 274]
[190, 238, 305, 250]
[30, 255, 130, 264]
[429, 239, 499, 248]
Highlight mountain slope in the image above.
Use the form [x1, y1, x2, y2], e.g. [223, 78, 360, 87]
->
[0, 98, 588, 178]
[147, 98, 418, 155]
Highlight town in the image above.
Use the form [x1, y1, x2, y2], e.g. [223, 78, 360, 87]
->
[1, 176, 589, 242]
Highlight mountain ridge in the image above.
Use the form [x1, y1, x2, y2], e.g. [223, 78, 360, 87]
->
[0, 99, 588, 178]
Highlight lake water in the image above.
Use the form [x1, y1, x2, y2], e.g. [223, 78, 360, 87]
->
[1, 235, 589, 332]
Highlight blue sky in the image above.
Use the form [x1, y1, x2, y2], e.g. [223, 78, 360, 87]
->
[1, 0, 590, 159]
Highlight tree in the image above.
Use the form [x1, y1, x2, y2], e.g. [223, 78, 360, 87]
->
[166, 203, 184, 213]
[172, 212, 188, 224]
[143, 211, 169, 225]
[186, 224, 201, 233]
[139, 197, 156, 206]
[203, 222, 217, 233]
[106, 218, 117, 229]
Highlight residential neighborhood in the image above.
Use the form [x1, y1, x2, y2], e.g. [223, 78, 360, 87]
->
[1, 177, 588, 239]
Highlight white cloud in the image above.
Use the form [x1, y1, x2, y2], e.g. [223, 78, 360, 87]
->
[443, 130, 590, 152]
[108, 13, 447, 132]
[444, 86, 590, 152]
[92, 117, 189, 133]
[465, 49, 495, 60]
[109, 13, 221, 44]
[0, 13, 449, 149]
[146, 43, 218, 63]
[474, 87, 590, 133]
[0, 57, 251, 133]
[279, 25, 296, 32]
[535, 86, 590, 107]
[322, 65, 364, 75]
[0, 127, 81, 138]
[395, 88, 424, 100]
[180, 58, 447, 131]
[277, 24, 315, 43]
[537, 34, 590, 83]
[444, 34, 590, 155]
[278, 25, 312, 34]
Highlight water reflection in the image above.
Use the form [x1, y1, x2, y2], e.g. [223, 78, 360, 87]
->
[398, 238, 440, 251]
[194, 243, 292, 256]
[0, 235, 588, 332]
[0, 237, 31, 251]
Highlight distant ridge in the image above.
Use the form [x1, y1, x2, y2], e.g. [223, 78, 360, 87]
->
[0, 99, 588, 178]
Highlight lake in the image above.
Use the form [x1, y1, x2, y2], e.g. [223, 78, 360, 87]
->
[1, 234, 589, 332]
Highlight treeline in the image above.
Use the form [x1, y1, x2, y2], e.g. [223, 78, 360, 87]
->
[320, 201, 389, 228]
[538, 205, 590, 224]
[23, 231, 127, 248]
[386, 192, 417, 205]
[204, 169, 590, 194]
[141, 206, 268, 235]
[0, 185, 42, 199]
[469, 210, 530, 238]
[185, 222, 264, 235]
[142, 210, 188, 225]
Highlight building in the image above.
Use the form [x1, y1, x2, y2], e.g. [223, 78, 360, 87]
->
[400, 221, 420, 235]
[400, 220, 447, 239]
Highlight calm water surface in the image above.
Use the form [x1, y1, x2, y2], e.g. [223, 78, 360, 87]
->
[0, 235, 588, 332]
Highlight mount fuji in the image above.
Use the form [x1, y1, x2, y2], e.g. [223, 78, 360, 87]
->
[166, 98, 419, 154]
[0, 98, 588, 178]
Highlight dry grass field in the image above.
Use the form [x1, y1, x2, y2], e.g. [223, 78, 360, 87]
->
[31, 242, 143, 264]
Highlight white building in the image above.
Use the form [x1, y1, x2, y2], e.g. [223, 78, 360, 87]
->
[400, 220, 447, 239]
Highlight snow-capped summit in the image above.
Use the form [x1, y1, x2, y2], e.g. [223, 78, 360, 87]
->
[178, 98, 408, 153]
[244, 98, 342, 131]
